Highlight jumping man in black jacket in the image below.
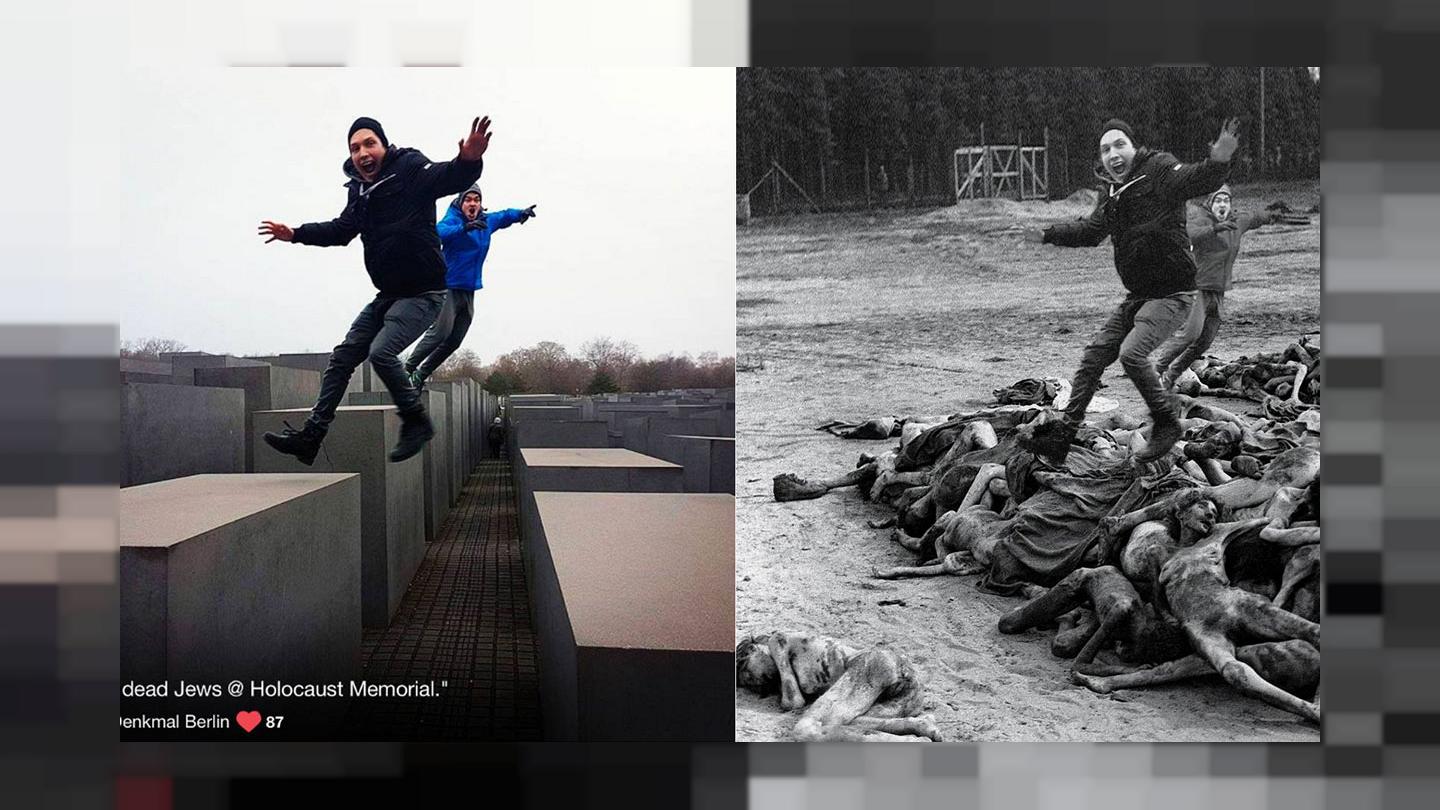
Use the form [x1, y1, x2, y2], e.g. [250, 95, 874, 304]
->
[1026, 117, 1240, 464]
[257, 115, 492, 464]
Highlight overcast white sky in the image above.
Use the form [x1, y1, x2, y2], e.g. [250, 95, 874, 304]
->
[40, 67, 735, 360]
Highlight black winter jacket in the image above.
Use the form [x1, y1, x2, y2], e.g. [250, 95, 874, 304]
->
[1042, 148, 1229, 298]
[293, 146, 484, 296]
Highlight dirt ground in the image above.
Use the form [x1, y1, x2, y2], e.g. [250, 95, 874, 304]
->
[735, 181, 1321, 742]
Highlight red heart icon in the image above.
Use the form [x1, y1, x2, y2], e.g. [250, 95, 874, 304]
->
[236, 711, 262, 733]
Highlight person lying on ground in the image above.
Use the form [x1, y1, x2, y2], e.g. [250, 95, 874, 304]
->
[736, 631, 942, 741]
[998, 564, 1192, 670]
[1074, 487, 1320, 723]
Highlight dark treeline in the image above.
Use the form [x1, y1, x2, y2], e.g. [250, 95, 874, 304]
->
[737, 68, 1320, 213]
[432, 339, 735, 396]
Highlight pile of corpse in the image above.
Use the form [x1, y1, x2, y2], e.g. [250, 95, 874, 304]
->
[742, 337, 1321, 741]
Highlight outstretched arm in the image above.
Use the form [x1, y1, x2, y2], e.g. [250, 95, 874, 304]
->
[1101, 489, 1202, 537]
[1159, 118, 1239, 202]
[417, 116, 491, 198]
[1238, 209, 1276, 233]
[767, 635, 806, 711]
[286, 201, 362, 247]
[487, 206, 534, 232]
[1040, 193, 1109, 247]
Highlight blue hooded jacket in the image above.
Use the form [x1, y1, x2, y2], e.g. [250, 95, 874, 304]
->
[436, 184, 530, 290]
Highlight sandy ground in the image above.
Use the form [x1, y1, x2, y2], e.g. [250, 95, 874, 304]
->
[735, 181, 1321, 742]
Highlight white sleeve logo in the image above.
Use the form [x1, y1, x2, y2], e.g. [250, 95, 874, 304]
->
[1173, 163, 1183, 171]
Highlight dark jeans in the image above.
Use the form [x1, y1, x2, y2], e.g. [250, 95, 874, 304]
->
[1062, 292, 1194, 426]
[306, 291, 446, 431]
[1155, 290, 1225, 383]
[405, 289, 475, 380]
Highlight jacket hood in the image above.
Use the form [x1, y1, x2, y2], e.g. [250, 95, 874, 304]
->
[448, 183, 483, 213]
[1195, 183, 1233, 222]
[341, 144, 415, 184]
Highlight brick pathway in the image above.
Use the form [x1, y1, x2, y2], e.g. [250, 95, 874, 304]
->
[341, 459, 542, 739]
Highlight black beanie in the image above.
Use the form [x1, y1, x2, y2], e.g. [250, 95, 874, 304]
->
[1100, 118, 1136, 144]
[348, 116, 389, 147]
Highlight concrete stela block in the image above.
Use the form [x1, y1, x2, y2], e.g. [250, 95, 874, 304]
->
[426, 382, 465, 504]
[672, 435, 737, 494]
[513, 448, 684, 586]
[530, 491, 735, 741]
[121, 383, 246, 487]
[119, 473, 362, 687]
[250, 353, 373, 398]
[347, 390, 450, 542]
[512, 405, 583, 423]
[161, 352, 267, 386]
[509, 420, 609, 457]
[194, 364, 324, 472]
[252, 406, 425, 628]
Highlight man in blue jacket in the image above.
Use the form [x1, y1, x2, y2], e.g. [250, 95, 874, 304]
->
[403, 185, 536, 389]
[1025, 117, 1240, 464]
[256, 115, 492, 464]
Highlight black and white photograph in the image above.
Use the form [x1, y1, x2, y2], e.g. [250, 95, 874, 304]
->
[734, 67, 1322, 742]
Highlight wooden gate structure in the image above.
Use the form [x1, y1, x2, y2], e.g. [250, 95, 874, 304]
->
[953, 129, 1050, 202]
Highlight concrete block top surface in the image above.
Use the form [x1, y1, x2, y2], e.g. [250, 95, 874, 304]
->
[534, 492, 735, 652]
[520, 448, 680, 470]
[120, 473, 358, 548]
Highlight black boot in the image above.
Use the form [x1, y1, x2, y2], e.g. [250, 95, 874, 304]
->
[262, 420, 326, 466]
[389, 407, 435, 462]
[1027, 418, 1078, 464]
[1137, 411, 1183, 461]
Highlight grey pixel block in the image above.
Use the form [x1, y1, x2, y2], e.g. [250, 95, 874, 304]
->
[529, 492, 734, 740]
[120, 473, 362, 685]
[252, 406, 425, 628]
[121, 383, 246, 487]
[194, 364, 323, 472]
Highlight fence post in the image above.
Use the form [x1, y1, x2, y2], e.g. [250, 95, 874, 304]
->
[980, 123, 988, 197]
[864, 149, 871, 207]
[1044, 126, 1051, 201]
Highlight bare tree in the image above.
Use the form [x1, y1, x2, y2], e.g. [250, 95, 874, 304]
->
[430, 348, 486, 382]
[120, 337, 189, 359]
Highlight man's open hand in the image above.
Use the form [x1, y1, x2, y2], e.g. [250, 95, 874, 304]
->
[1210, 117, 1241, 163]
[458, 116, 492, 162]
[259, 221, 294, 243]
